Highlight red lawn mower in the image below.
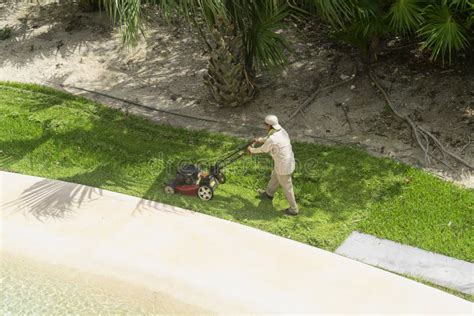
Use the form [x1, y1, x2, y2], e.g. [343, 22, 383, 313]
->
[164, 140, 254, 201]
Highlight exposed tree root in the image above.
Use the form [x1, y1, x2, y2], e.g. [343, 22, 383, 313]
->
[285, 77, 355, 123]
[340, 103, 353, 131]
[460, 136, 471, 154]
[368, 70, 473, 171]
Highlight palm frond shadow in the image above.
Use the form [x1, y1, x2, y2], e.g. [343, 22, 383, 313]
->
[0, 155, 15, 168]
[133, 196, 196, 216]
[132, 168, 195, 216]
[2, 163, 140, 221]
[3, 178, 102, 221]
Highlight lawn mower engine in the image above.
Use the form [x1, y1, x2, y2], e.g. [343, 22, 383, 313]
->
[164, 164, 224, 201]
[164, 140, 253, 201]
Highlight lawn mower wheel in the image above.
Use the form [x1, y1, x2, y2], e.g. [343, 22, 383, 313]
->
[164, 185, 175, 194]
[197, 185, 213, 201]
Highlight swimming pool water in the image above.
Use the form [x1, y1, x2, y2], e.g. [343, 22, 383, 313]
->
[0, 253, 206, 315]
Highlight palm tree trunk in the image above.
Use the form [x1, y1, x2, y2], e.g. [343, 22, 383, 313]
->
[203, 21, 255, 107]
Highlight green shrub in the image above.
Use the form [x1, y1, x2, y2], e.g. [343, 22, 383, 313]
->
[0, 26, 12, 40]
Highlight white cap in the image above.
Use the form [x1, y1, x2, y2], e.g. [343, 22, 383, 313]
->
[264, 115, 282, 130]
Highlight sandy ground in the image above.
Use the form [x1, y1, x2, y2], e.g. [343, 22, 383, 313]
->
[1, 1, 473, 187]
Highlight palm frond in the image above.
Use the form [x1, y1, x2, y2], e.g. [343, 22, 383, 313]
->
[310, 0, 354, 27]
[244, 1, 289, 70]
[448, 0, 472, 10]
[99, 0, 145, 45]
[419, 3, 469, 64]
[388, 0, 424, 33]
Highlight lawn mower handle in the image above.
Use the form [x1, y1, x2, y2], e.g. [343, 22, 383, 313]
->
[219, 140, 255, 161]
[212, 139, 256, 172]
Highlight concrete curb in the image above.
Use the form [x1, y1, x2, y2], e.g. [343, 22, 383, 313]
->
[336, 231, 473, 295]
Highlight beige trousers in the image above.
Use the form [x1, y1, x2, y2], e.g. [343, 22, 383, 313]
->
[266, 170, 298, 212]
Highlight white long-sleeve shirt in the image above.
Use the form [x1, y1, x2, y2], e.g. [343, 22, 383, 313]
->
[249, 128, 295, 175]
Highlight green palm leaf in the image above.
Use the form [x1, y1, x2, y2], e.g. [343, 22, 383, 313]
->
[310, 0, 354, 27]
[99, 0, 144, 45]
[419, 3, 469, 64]
[448, 0, 472, 10]
[388, 0, 424, 33]
[245, 1, 289, 70]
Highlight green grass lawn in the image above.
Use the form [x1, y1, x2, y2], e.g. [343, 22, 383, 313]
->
[1, 81, 473, 263]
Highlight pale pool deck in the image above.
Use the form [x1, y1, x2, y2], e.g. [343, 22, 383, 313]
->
[1, 171, 472, 314]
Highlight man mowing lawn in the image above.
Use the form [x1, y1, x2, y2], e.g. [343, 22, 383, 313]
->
[248, 115, 299, 216]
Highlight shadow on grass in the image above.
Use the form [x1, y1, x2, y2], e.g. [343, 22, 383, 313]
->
[292, 145, 409, 222]
[132, 168, 209, 216]
[1, 81, 410, 247]
[1, 85, 236, 219]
